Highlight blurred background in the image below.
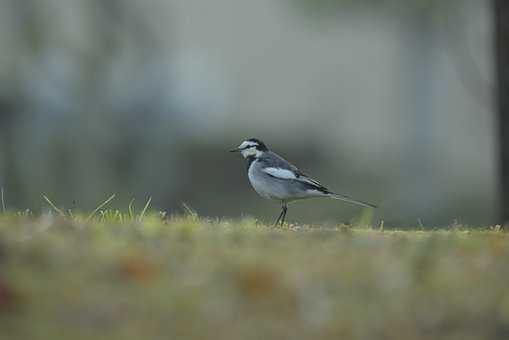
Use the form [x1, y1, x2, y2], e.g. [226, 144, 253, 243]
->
[0, 0, 498, 226]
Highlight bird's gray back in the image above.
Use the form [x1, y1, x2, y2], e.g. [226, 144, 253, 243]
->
[258, 151, 299, 172]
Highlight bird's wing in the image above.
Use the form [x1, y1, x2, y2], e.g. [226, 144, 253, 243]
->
[262, 167, 298, 179]
[260, 152, 329, 192]
[262, 166, 329, 192]
[294, 171, 328, 190]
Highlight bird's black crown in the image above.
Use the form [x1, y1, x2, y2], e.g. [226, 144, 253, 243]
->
[247, 138, 268, 151]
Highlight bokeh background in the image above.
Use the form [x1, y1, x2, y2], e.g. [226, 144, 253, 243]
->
[0, 0, 496, 226]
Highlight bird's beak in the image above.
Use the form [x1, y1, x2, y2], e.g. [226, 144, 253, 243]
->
[229, 148, 240, 153]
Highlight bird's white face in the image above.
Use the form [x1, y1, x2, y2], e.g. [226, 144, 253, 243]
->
[237, 140, 263, 158]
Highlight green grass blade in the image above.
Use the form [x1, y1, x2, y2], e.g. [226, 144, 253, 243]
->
[86, 194, 116, 222]
[181, 202, 197, 218]
[42, 194, 66, 217]
[128, 199, 135, 220]
[138, 197, 152, 222]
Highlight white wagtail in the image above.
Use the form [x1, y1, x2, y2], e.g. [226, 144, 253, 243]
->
[231, 138, 376, 225]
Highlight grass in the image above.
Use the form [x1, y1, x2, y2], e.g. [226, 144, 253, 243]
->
[0, 205, 508, 339]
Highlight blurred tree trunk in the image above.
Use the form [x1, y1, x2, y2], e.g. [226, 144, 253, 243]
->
[496, 0, 509, 224]
[0, 95, 23, 207]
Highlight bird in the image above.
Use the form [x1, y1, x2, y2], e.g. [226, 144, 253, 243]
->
[230, 138, 376, 226]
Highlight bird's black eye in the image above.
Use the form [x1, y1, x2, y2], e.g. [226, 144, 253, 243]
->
[239, 144, 257, 151]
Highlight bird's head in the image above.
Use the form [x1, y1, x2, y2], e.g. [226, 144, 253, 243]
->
[230, 138, 268, 159]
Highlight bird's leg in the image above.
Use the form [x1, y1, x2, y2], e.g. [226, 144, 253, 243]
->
[280, 202, 288, 226]
[274, 205, 285, 226]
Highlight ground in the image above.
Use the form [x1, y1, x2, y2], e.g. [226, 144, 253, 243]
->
[0, 212, 508, 340]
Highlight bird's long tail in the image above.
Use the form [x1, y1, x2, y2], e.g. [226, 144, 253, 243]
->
[326, 192, 377, 209]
